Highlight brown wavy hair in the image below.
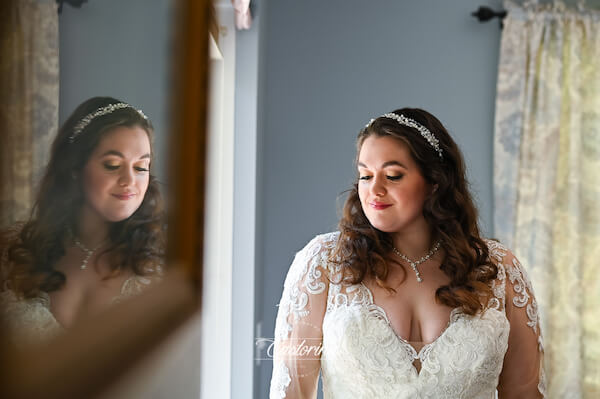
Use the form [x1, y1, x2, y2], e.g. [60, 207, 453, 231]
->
[332, 108, 497, 315]
[2, 96, 165, 298]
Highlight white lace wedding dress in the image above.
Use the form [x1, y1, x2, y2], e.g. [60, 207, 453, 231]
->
[270, 232, 546, 399]
[0, 235, 161, 347]
[0, 274, 158, 346]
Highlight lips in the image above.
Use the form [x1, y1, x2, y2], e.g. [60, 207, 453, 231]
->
[112, 193, 136, 200]
[370, 201, 392, 210]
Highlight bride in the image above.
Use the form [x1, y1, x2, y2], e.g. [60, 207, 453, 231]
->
[0, 97, 165, 345]
[269, 108, 545, 398]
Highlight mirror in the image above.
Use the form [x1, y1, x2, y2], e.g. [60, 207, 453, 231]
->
[0, 0, 210, 397]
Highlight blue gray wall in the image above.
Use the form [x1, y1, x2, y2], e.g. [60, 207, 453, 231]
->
[58, 1, 506, 396]
[255, 0, 503, 396]
[59, 0, 174, 183]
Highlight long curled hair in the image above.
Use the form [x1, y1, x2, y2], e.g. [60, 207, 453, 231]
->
[3, 96, 165, 298]
[332, 108, 497, 315]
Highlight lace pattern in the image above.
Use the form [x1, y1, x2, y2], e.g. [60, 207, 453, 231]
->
[0, 226, 164, 347]
[270, 360, 292, 399]
[321, 282, 510, 398]
[0, 289, 63, 346]
[270, 233, 338, 398]
[0, 270, 162, 346]
[484, 239, 542, 346]
[270, 233, 546, 398]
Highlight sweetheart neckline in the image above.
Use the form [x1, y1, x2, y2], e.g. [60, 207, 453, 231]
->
[42, 274, 148, 329]
[358, 282, 464, 375]
[355, 282, 508, 376]
[359, 282, 461, 352]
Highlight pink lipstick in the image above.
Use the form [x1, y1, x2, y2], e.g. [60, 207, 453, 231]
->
[370, 202, 392, 210]
[113, 193, 135, 200]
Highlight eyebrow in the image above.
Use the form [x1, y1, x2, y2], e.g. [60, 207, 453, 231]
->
[100, 150, 151, 160]
[357, 160, 407, 169]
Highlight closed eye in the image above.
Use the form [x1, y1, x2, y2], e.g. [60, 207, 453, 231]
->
[387, 175, 403, 181]
[135, 166, 150, 172]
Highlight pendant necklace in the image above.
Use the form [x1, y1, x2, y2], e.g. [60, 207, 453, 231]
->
[392, 240, 442, 283]
[69, 228, 106, 270]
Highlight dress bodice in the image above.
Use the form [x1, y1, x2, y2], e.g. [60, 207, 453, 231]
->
[0, 226, 163, 347]
[269, 232, 546, 399]
[0, 274, 159, 347]
[321, 283, 509, 398]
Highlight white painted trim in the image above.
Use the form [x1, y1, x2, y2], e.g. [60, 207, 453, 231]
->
[209, 34, 223, 61]
[201, 3, 259, 398]
[229, 2, 260, 399]
[200, 4, 235, 399]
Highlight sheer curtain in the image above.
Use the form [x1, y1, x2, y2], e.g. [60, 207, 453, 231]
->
[494, 1, 600, 397]
[0, 0, 58, 227]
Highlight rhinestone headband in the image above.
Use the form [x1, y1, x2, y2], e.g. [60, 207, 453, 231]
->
[68, 102, 148, 143]
[366, 113, 443, 159]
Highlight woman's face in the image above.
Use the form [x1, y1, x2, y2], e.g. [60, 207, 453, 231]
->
[81, 126, 151, 224]
[357, 135, 432, 236]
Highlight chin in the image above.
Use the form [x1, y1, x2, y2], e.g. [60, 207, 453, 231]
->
[364, 216, 394, 233]
[373, 226, 398, 234]
[366, 221, 396, 234]
[105, 208, 139, 222]
[105, 215, 132, 223]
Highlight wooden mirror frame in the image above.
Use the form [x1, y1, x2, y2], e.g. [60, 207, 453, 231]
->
[0, 0, 210, 397]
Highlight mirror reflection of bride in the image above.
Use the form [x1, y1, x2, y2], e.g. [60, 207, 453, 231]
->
[270, 108, 545, 398]
[0, 96, 165, 346]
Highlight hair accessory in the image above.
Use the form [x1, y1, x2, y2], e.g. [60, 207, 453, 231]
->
[366, 113, 443, 159]
[68, 102, 148, 143]
[392, 240, 442, 283]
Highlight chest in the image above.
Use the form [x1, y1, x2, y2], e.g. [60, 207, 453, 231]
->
[321, 298, 510, 398]
[360, 268, 454, 345]
[48, 250, 132, 328]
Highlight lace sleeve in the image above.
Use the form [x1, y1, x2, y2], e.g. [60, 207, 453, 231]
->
[495, 247, 546, 398]
[269, 233, 337, 399]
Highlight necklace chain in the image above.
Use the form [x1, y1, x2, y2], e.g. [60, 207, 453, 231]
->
[392, 240, 441, 283]
[69, 228, 106, 270]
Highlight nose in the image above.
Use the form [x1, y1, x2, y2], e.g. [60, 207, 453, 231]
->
[118, 166, 135, 187]
[370, 174, 386, 197]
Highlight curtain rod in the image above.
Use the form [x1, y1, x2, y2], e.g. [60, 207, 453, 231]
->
[472, 6, 507, 28]
[57, 0, 88, 14]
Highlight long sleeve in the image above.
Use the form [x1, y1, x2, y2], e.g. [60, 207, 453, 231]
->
[269, 233, 336, 399]
[497, 250, 546, 398]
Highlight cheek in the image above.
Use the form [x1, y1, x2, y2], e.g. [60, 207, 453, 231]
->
[139, 175, 150, 195]
[135, 176, 151, 205]
[406, 184, 429, 207]
[357, 184, 367, 202]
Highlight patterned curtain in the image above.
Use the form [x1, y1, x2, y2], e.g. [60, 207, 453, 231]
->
[0, 0, 59, 228]
[494, 1, 600, 397]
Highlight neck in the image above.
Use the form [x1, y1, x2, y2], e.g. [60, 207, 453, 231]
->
[391, 226, 436, 260]
[74, 206, 110, 248]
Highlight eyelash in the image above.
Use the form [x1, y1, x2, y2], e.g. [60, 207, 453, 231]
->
[103, 164, 149, 172]
[359, 175, 403, 181]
